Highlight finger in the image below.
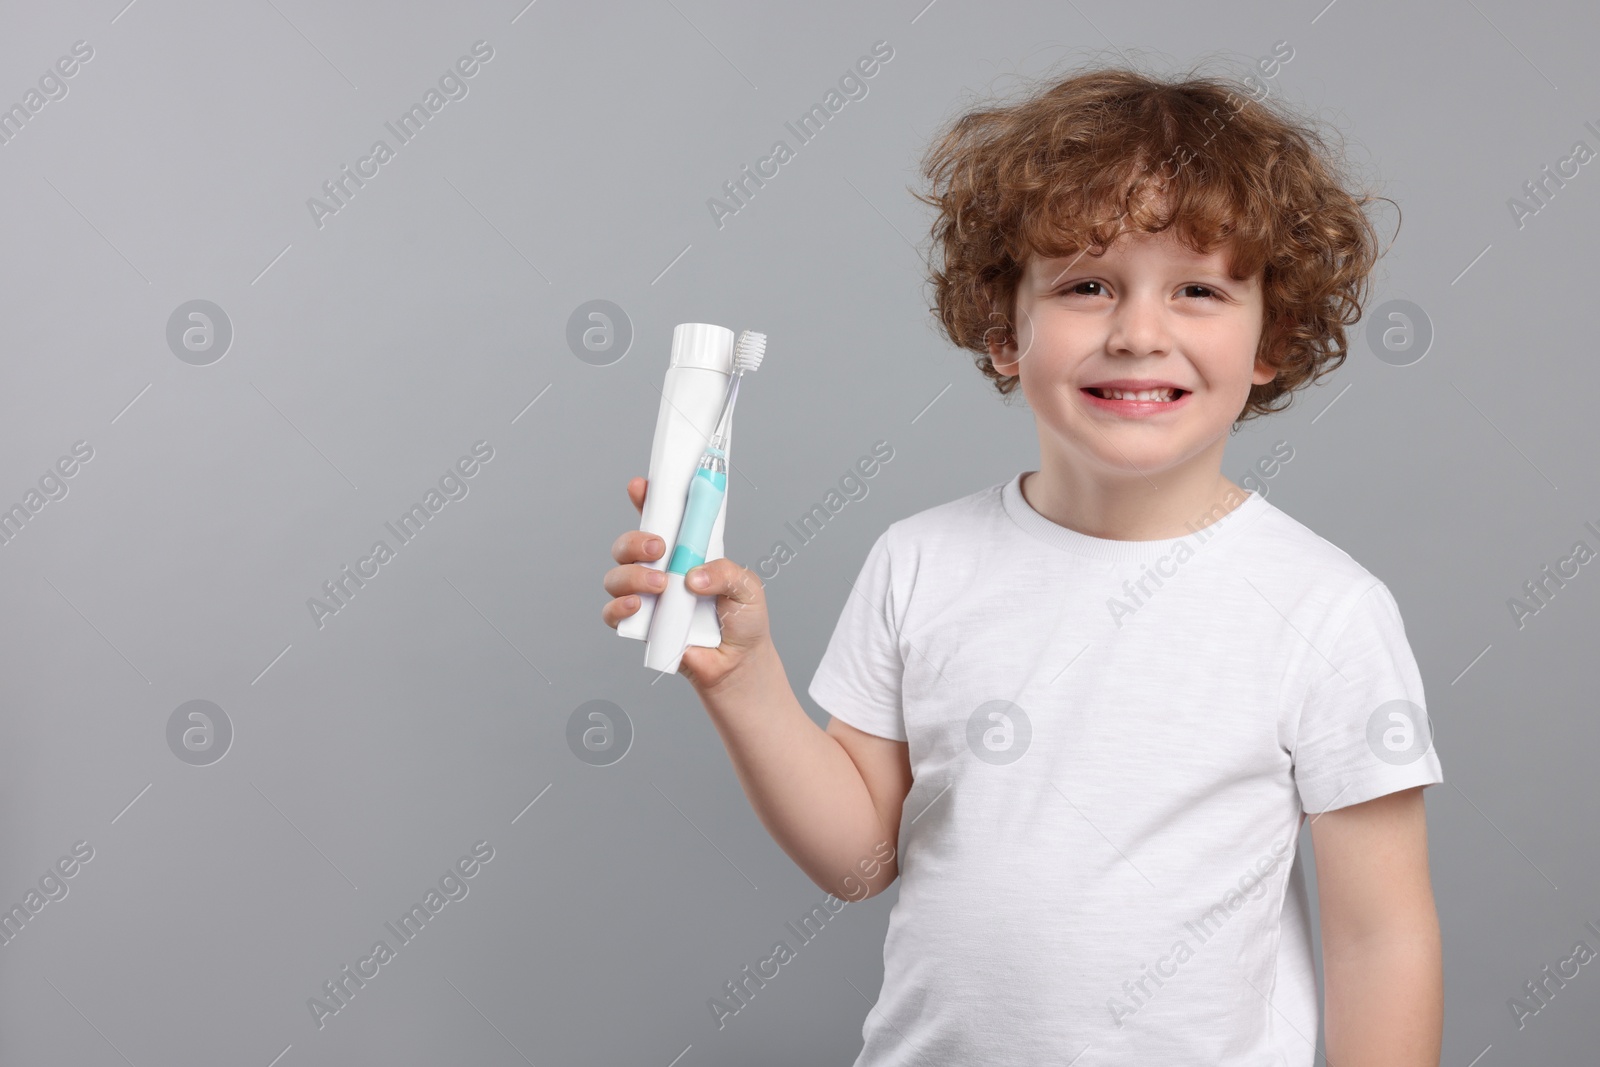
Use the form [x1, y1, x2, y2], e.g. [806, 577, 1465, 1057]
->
[602, 594, 642, 629]
[611, 529, 666, 565]
[603, 559, 668, 598]
[628, 476, 647, 516]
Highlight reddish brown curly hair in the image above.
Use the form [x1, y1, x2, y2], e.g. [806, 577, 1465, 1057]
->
[913, 60, 1395, 425]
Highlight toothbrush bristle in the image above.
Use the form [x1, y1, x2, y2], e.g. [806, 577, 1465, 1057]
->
[734, 330, 766, 373]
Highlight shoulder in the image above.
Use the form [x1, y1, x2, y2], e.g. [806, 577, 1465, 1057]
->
[856, 480, 1010, 607]
[880, 479, 1009, 555]
[1237, 495, 1404, 645]
[1246, 498, 1378, 583]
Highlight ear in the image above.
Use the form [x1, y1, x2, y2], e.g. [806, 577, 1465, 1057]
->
[1252, 314, 1291, 386]
[988, 324, 1021, 378]
[1252, 355, 1278, 387]
[987, 293, 1026, 377]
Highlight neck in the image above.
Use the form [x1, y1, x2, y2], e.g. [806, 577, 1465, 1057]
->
[1024, 445, 1250, 542]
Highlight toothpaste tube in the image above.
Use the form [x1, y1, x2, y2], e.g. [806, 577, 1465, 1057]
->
[617, 323, 732, 659]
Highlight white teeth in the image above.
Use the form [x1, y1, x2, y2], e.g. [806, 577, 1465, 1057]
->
[1096, 388, 1179, 401]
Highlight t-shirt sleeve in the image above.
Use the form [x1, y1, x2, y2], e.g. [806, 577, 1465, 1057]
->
[1291, 580, 1444, 814]
[806, 528, 908, 742]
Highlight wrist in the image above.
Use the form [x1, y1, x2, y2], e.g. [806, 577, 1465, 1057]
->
[699, 639, 785, 714]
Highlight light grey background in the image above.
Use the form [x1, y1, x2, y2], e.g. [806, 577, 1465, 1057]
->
[0, 0, 1595, 1064]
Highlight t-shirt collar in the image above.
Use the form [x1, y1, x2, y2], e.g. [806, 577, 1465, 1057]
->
[1001, 470, 1268, 563]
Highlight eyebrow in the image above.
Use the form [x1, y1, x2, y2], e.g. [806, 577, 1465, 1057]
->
[1035, 260, 1242, 286]
[1035, 257, 1094, 287]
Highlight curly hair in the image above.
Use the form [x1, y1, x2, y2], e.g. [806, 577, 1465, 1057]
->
[912, 58, 1395, 426]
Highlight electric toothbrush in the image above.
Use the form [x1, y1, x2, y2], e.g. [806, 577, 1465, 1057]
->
[644, 329, 766, 674]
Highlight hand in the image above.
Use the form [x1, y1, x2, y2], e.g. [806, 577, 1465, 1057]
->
[602, 476, 775, 694]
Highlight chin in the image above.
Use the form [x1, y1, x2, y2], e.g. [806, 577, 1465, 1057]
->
[1075, 439, 1184, 475]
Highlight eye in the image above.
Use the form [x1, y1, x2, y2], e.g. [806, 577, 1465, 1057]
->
[1057, 281, 1105, 297]
[1055, 281, 1224, 300]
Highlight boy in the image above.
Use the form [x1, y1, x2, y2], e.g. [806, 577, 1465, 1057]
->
[603, 66, 1443, 1065]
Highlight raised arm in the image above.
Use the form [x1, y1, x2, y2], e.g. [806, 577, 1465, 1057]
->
[693, 637, 912, 901]
[602, 475, 911, 901]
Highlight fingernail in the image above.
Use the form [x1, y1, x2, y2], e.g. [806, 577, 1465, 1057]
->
[690, 571, 708, 589]
[646, 538, 663, 555]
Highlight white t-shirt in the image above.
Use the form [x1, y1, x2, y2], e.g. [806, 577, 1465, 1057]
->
[807, 471, 1444, 1066]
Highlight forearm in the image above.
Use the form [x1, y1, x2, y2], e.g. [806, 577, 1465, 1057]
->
[697, 641, 895, 899]
[1323, 923, 1442, 1067]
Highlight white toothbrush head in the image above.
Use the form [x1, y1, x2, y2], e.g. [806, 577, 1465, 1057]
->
[733, 330, 766, 375]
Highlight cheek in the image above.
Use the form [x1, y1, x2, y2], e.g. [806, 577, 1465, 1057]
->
[1013, 315, 1080, 381]
[1191, 323, 1263, 385]
[1025, 366, 1083, 415]
[1003, 317, 1038, 372]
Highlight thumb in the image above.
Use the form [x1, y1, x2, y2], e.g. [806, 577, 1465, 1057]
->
[686, 558, 765, 608]
[675, 633, 742, 689]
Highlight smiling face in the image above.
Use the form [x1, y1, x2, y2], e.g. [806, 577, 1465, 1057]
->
[988, 228, 1279, 488]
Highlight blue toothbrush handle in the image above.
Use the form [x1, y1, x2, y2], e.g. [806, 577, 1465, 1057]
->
[667, 464, 727, 577]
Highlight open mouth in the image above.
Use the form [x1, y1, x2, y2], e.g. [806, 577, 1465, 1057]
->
[1082, 387, 1188, 402]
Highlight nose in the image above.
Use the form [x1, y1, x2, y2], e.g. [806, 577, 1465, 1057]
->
[1104, 288, 1172, 358]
